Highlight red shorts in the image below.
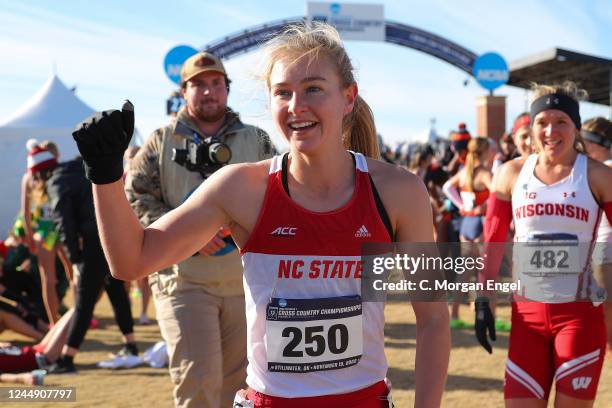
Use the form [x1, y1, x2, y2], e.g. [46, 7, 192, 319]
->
[505, 301, 606, 401]
[0, 346, 39, 373]
[245, 380, 391, 408]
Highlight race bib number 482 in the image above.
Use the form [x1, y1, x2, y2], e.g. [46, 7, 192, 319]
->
[265, 296, 363, 373]
[520, 233, 581, 277]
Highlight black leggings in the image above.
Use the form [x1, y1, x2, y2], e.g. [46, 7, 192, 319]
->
[66, 235, 134, 349]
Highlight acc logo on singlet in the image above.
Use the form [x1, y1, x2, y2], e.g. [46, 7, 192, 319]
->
[270, 227, 297, 236]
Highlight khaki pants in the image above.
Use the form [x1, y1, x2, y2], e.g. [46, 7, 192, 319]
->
[150, 271, 247, 408]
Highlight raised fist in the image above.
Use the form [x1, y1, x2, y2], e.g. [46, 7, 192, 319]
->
[72, 101, 134, 184]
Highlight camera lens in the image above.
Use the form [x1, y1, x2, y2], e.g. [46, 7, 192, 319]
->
[209, 143, 232, 164]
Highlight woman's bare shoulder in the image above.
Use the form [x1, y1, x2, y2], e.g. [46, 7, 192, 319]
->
[367, 157, 421, 187]
[207, 158, 272, 217]
[587, 156, 612, 176]
[208, 159, 271, 201]
[499, 157, 527, 177]
[216, 158, 272, 183]
[366, 158, 429, 207]
[21, 171, 32, 185]
[587, 157, 612, 203]
[493, 157, 527, 196]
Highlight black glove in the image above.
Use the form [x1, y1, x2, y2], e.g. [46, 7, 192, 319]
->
[72, 100, 134, 184]
[475, 297, 496, 354]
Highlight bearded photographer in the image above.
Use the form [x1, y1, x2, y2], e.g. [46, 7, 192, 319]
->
[125, 52, 274, 408]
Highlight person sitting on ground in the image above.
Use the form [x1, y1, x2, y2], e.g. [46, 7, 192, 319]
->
[0, 284, 48, 337]
[0, 309, 74, 376]
[0, 368, 46, 386]
[0, 307, 44, 341]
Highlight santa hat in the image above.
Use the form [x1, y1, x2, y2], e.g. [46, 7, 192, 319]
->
[27, 142, 58, 174]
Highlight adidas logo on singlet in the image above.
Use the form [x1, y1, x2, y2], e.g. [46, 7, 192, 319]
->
[355, 225, 371, 238]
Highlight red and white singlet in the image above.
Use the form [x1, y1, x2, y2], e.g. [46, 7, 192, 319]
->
[240, 152, 391, 398]
[511, 153, 604, 302]
[505, 153, 606, 401]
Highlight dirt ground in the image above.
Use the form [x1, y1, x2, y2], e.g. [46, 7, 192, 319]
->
[1, 293, 610, 407]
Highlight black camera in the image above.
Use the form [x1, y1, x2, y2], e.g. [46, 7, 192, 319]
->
[172, 135, 232, 177]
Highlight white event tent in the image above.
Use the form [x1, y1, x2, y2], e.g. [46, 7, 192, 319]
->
[0, 75, 98, 233]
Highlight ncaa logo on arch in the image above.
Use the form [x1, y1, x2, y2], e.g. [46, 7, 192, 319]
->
[329, 3, 341, 14]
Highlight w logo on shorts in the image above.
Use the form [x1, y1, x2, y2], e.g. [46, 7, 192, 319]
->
[571, 376, 592, 390]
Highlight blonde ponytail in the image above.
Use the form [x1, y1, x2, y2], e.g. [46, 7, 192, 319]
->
[342, 95, 378, 158]
[463, 137, 489, 192]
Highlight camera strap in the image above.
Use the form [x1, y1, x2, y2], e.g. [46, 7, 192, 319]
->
[193, 132, 201, 144]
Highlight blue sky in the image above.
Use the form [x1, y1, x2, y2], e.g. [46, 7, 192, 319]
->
[0, 0, 610, 149]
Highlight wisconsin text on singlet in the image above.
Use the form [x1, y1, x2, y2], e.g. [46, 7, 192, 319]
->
[514, 203, 590, 222]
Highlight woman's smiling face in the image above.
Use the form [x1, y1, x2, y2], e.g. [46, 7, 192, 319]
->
[532, 109, 577, 158]
[269, 54, 356, 155]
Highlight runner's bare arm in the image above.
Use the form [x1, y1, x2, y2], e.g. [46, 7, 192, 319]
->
[479, 160, 523, 290]
[390, 167, 450, 408]
[20, 173, 35, 252]
[587, 159, 612, 223]
[442, 170, 464, 210]
[491, 158, 523, 201]
[481, 168, 493, 191]
[93, 164, 239, 281]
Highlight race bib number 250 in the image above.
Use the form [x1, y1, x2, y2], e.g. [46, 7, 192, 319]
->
[265, 296, 363, 373]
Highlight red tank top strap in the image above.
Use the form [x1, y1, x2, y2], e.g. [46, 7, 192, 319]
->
[241, 152, 391, 256]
